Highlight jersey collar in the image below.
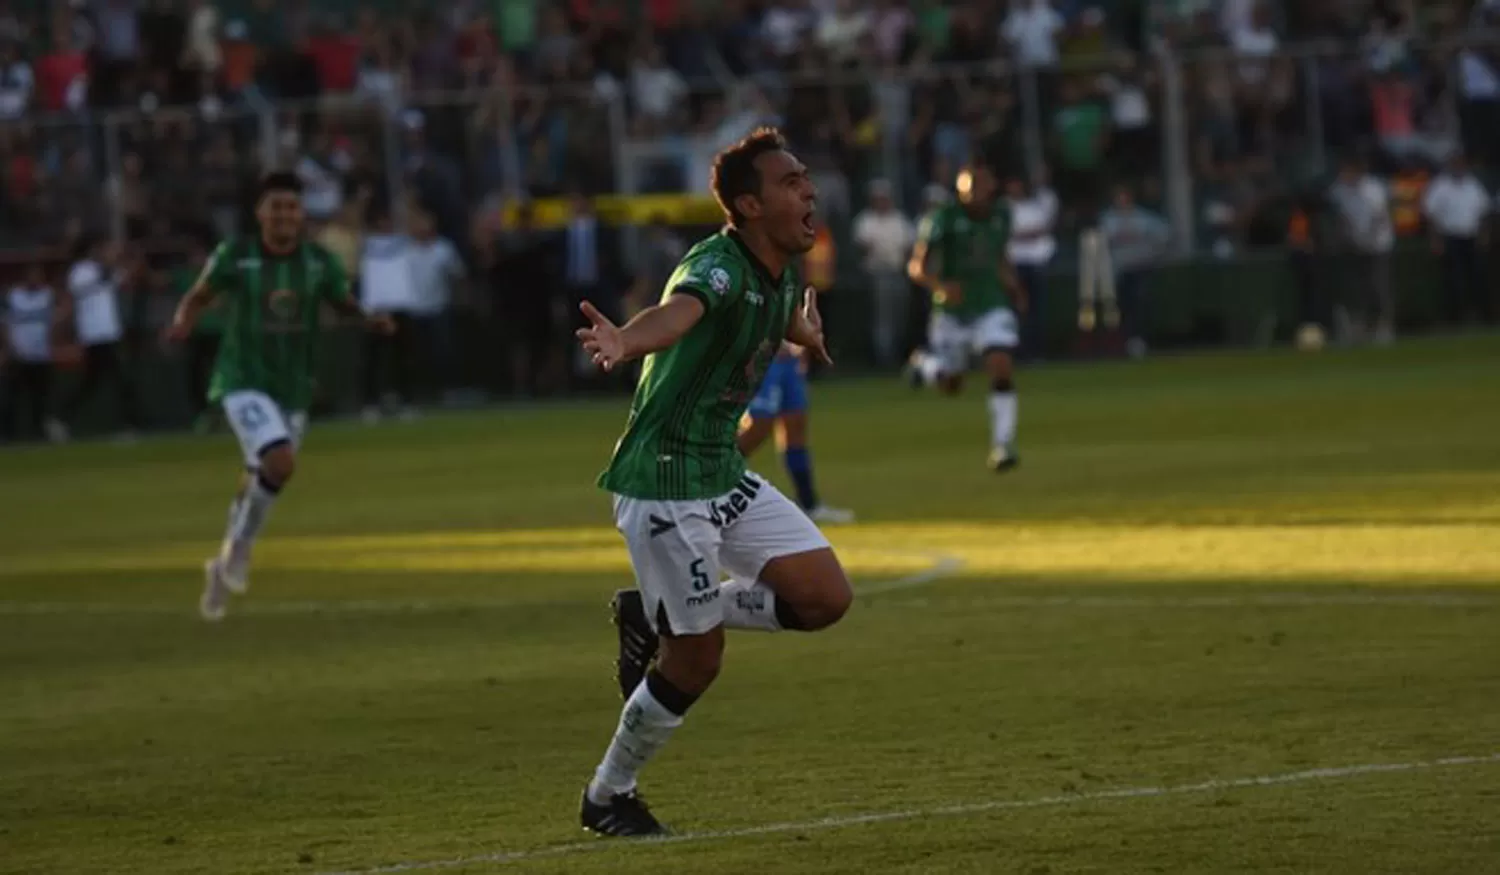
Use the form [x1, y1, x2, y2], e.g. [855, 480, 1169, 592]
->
[723, 227, 781, 286]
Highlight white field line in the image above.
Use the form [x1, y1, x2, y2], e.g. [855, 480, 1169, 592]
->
[317, 752, 1500, 875]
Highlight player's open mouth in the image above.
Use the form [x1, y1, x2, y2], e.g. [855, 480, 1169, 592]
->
[801, 212, 815, 234]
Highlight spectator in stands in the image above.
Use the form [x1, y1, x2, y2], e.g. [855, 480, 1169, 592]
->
[1, 263, 64, 443]
[1328, 155, 1396, 345]
[626, 213, 686, 320]
[629, 39, 688, 132]
[561, 188, 616, 337]
[484, 199, 563, 396]
[1006, 170, 1058, 361]
[1456, 38, 1500, 171]
[852, 179, 916, 367]
[0, 38, 33, 119]
[1002, 0, 1065, 70]
[817, 0, 870, 64]
[1099, 185, 1170, 359]
[406, 207, 466, 401]
[1423, 153, 1493, 326]
[1229, 2, 1279, 87]
[35, 27, 87, 113]
[1102, 55, 1156, 181]
[60, 237, 142, 438]
[1051, 77, 1109, 226]
[359, 206, 421, 422]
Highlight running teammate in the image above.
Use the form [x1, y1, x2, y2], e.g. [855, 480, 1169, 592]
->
[738, 342, 854, 524]
[164, 172, 394, 621]
[907, 161, 1026, 471]
[573, 128, 853, 836]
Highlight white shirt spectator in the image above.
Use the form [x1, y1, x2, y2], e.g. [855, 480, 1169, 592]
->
[817, 5, 870, 61]
[1330, 175, 1394, 254]
[184, 1, 221, 72]
[1231, 25, 1278, 85]
[4, 284, 54, 362]
[68, 259, 124, 346]
[1423, 173, 1491, 238]
[630, 59, 687, 121]
[406, 237, 465, 316]
[1008, 188, 1059, 265]
[852, 207, 915, 273]
[1458, 51, 1500, 101]
[0, 59, 33, 119]
[1002, 1, 1065, 69]
[360, 233, 420, 313]
[1219, 0, 1257, 39]
[297, 156, 343, 222]
[1102, 75, 1151, 129]
[356, 64, 404, 115]
[762, 4, 811, 57]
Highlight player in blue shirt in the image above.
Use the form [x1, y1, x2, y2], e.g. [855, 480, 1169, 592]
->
[738, 342, 854, 524]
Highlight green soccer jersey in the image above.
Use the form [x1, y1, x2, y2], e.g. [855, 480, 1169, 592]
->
[199, 236, 352, 409]
[599, 230, 800, 500]
[916, 201, 1014, 321]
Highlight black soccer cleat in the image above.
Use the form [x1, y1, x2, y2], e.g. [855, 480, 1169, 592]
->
[581, 788, 669, 838]
[611, 589, 658, 700]
[987, 445, 1020, 473]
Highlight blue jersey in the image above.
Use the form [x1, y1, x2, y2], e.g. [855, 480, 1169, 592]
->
[747, 348, 808, 419]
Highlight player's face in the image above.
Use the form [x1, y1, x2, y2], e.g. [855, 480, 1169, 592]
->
[957, 167, 997, 208]
[256, 190, 305, 243]
[750, 150, 818, 255]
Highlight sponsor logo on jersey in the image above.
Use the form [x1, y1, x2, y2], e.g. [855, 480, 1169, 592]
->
[745, 289, 764, 305]
[267, 288, 300, 320]
[706, 475, 762, 528]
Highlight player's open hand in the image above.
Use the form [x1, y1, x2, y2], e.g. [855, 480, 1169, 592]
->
[367, 313, 398, 335]
[792, 286, 833, 366]
[577, 300, 625, 372]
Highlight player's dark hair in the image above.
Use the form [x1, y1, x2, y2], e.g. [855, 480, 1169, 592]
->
[257, 171, 303, 200]
[711, 127, 788, 228]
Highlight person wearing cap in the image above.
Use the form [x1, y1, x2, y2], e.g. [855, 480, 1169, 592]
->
[852, 179, 916, 366]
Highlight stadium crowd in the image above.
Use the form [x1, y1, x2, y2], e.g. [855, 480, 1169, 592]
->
[2, 0, 1500, 442]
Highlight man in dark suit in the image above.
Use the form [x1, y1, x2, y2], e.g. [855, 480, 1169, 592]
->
[486, 201, 564, 396]
[559, 190, 619, 380]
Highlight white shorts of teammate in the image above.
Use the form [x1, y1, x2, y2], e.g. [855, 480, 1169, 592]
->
[929, 307, 1019, 374]
[222, 390, 308, 468]
[613, 472, 831, 637]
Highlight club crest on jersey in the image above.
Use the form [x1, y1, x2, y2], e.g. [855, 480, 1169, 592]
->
[708, 267, 731, 295]
[267, 288, 300, 320]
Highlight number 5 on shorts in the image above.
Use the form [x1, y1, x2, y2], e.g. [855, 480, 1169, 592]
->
[237, 402, 267, 430]
[689, 558, 711, 592]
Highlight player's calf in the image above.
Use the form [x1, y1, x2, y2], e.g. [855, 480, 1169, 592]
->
[983, 348, 1020, 471]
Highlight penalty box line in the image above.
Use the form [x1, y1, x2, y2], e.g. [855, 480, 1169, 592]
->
[319, 752, 1500, 875]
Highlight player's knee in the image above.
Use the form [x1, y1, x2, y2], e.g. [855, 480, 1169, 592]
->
[657, 632, 724, 694]
[984, 350, 1014, 382]
[259, 445, 296, 487]
[799, 575, 853, 630]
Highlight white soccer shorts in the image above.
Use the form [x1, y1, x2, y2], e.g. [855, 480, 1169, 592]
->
[929, 307, 1019, 374]
[612, 473, 832, 636]
[222, 390, 308, 468]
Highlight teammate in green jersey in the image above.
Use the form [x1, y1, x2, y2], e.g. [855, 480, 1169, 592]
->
[164, 172, 394, 622]
[572, 128, 854, 837]
[907, 160, 1027, 472]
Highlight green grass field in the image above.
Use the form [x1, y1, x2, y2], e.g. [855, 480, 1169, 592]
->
[3, 337, 1499, 875]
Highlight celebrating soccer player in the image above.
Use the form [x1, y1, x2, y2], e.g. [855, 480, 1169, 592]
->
[573, 129, 854, 836]
[163, 172, 395, 621]
[906, 161, 1027, 472]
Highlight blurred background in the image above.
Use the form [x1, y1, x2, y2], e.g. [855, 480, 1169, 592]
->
[1, 0, 1498, 441]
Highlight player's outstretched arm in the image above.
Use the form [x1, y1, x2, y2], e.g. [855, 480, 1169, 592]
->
[163, 284, 214, 342]
[577, 295, 704, 372]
